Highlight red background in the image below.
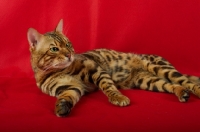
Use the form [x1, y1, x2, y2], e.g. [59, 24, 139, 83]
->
[0, 0, 200, 131]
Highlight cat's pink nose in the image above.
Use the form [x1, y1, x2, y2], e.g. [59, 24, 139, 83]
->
[66, 54, 71, 60]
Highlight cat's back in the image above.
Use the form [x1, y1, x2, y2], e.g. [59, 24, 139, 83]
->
[82, 49, 143, 83]
[83, 48, 143, 69]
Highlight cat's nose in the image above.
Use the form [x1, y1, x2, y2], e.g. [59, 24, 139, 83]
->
[66, 53, 71, 60]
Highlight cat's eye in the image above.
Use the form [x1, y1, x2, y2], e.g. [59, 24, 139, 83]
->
[66, 43, 71, 48]
[50, 47, 59, 52]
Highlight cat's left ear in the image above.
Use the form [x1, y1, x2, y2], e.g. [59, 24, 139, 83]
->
[55, 19, 63, 33]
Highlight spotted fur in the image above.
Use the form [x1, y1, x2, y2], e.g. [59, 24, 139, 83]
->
[27, 19, 200, 117]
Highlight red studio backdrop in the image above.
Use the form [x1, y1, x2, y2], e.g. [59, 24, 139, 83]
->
[0, 0, 200, 131]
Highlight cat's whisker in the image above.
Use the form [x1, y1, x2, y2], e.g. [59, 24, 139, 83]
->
[43, 66, 52, 72]
[43, 63, 58, 72]
[64, 26, 70, 36]
[63, 23, 71, 37]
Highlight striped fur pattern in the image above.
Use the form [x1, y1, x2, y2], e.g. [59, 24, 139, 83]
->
[27, 20, 200, 117]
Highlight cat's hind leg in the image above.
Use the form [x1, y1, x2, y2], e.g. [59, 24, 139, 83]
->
[183, 74, 200, 85]
[143, 61, 200, 98]
[134, 72, 190, 102]
[143, 57, 200, 98]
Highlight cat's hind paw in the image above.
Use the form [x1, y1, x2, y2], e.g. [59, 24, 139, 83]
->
[178, 90, 190, 102]
[174, 86, 190, 102]
[109, 94, 130, 107]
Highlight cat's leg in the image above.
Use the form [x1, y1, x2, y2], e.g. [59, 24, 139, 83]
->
[134, 72, 190, 102]
[55, 85, 84, 117]
[92, 70, 130, 106]
[143, 61, 200, 98]
[183, 74, 200, 85]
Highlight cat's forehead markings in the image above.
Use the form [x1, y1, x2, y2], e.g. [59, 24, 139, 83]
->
[44, 36, 56, 46]
[46, 34, 57, 41]
[47, 36, 53, 40]
[47, 33, 68, 46]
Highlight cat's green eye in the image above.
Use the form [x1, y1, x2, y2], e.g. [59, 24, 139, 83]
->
[50, 47, 59, 52]
[66, 43, 71, 48]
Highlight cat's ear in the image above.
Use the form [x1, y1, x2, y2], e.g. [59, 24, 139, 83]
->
[55, 19, 63, 33]
[27, 28, 42, 48]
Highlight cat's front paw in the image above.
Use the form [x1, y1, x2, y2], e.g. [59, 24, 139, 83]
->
[109, 94, 130, 106]
[55, 98, 73, 117]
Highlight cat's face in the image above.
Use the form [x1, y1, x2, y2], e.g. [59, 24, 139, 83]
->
[27, 19, 75, 71]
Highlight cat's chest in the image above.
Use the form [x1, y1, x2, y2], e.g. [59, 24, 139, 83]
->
[63, 58, 98, 77]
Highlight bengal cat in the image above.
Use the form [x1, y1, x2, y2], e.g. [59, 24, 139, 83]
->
[27, 19, 200, 117]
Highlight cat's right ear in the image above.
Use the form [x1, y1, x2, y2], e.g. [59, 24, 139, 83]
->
[55, 19, 63, 33]
[27, 28, 42, 49]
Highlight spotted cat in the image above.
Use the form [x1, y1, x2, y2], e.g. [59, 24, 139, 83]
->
[27, 19, 200, 117]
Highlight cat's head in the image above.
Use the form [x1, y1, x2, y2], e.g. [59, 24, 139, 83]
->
[27, 19, 75, 72]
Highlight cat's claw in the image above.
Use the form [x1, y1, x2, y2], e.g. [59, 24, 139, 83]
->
[109, 94, 130, 106]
